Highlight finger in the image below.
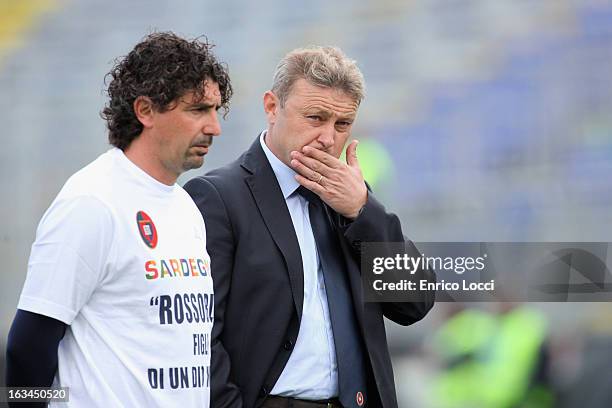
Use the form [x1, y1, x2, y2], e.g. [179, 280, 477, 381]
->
[295, 174, 326, 196]
[302, 146, 342, 169]
[290, 158, 321, 182]
[290, 151, 333, 176]
[346, 140, 360, 168]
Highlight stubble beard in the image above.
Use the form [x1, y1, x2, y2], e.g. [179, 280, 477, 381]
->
[182, 135, 214, 171]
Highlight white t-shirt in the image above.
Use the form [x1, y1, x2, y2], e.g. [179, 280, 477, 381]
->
[18, 148, 213, 407]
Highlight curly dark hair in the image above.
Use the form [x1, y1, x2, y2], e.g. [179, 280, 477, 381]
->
[101, 32, 233, 150]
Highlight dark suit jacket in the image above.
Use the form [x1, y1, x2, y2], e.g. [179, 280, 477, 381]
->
[184, 137, 435, 408]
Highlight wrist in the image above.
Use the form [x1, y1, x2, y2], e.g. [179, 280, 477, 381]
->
[346, 205, 365, 220]
[345, 196, 367, 220]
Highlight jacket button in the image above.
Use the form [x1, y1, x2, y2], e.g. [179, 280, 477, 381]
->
[283, 340, 294, 350]
[260, 385, 269, 397]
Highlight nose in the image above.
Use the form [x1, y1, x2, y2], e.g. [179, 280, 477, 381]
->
[203, 110, 222, 137]
[317, 123, 335, 149]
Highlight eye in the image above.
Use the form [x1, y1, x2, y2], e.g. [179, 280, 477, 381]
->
[307, 115, 322, 121]
[336, 121, 352, 130]
[190, 105, 215, 113]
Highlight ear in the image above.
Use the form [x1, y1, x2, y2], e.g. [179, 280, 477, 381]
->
[133, 96, 155, 128]
[263, 91, 279, 125]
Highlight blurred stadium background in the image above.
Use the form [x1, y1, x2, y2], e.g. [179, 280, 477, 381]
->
[1, 0, 612, 406]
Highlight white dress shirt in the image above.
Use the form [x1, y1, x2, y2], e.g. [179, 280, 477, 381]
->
[259, 131, 339, 399]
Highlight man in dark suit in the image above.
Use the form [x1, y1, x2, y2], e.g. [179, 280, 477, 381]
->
[184, 46, 435, 408]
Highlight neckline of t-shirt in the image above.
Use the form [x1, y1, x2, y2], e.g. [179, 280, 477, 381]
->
[110, 148, 177, 194]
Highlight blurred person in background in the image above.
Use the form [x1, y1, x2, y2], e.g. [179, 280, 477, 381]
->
[5, 31, 232, 407]
[429, 303, 553, 408]
[185, 46, 435, 408]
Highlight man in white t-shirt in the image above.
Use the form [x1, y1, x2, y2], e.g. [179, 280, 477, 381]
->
[5, 31, 233, 407]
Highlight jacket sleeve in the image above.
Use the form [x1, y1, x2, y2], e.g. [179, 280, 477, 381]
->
[341, 192, 436, 326]
[6, 310, 67, 407]
[184, 177, 243, 408]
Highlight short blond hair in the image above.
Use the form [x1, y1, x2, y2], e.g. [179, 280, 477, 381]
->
[271, 46, 365, 106]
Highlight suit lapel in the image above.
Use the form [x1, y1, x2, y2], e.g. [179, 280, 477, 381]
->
[242, 137, 305, 320]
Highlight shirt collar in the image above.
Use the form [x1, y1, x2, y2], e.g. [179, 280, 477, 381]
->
[259, 130, 300, 199]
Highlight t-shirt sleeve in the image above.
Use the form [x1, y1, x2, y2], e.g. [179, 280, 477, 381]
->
[18, 195, 115, 325]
